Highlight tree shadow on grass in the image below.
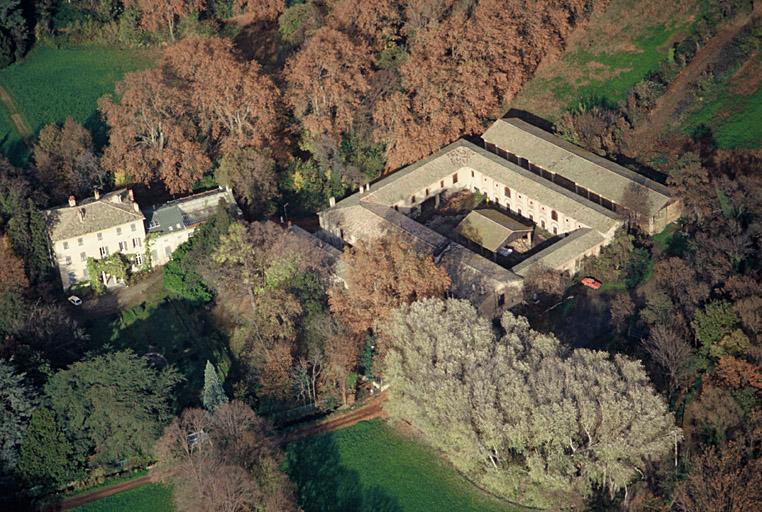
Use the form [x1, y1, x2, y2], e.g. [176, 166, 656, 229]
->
[84, 110, 108, 153]
[85, 298, 230, 410]
[286, 434, 402, 512]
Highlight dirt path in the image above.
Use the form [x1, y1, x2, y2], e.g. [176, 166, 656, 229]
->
[0, 82, 33, 144]
[282, 392, 388, 444]
[624, 6, 761, 155]
[54, 393, 387, 510]
[56, 475, 153, 511]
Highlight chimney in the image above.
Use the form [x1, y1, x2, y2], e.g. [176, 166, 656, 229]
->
[365, 182, 370, 191]
[68, 195, 76, 207]
[128, 189, 134, 202]
[329, 197, 336, 208]
[132, 202, 140, 213]
[359, 184, 365, 193]
[94, 189, 100, 201]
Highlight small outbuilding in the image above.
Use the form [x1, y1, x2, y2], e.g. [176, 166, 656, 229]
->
[456, 209, 533, 254]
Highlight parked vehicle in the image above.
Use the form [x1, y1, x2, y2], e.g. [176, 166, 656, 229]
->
[580, 277, 602, 290]
[67, 295, 83, 306]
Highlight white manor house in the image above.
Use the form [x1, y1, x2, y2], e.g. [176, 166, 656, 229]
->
[45, 187, 239, 290]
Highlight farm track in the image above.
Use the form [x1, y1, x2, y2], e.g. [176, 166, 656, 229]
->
[56, 475, 153, 511]
[0, 82, 32, 144]
[282, 392, 388, 444]
[624, 6, 761, 155]
[54, 393, 388, 510]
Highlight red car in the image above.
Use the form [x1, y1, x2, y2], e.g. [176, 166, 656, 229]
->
[581, 277, 602, 290]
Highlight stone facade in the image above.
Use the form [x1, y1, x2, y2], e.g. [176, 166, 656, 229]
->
[46, 190, 146, 289]
[145, 188, 240, 267]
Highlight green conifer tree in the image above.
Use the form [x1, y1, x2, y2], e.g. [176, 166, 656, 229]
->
[202, 361, 228, 411]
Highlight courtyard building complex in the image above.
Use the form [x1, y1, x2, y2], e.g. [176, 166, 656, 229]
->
[319, 118, 682, 316]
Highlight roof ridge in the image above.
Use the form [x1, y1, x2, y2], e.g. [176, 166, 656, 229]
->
[98, 198, 144, 218]
[499, 118, 671, 198]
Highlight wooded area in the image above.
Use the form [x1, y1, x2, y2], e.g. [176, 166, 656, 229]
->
[0, 1, 760, 511]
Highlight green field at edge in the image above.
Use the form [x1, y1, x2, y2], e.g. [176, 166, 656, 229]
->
[70, 483, 174, 512]
[286, 419, 518, 512]
[0, 45, 155, 164]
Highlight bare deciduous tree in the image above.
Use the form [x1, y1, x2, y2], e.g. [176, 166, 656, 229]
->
[154, 401, 298, 512]
[643, 325, 695, 395]
[620, 182, 652, 232]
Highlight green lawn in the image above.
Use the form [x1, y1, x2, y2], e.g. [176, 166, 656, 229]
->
[0, 45, 155, 164]
[87, 299, 230, 408]
[286, 420, 517, 512]
[71, 483, 174, 512]
[511, 0, 704, 119]
[0, 105, 24, 165]
[562, 24, 686, 108]
[682, 55, 762, 149]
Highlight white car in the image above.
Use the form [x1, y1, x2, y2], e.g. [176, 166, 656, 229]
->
[67, 295, 83, 306]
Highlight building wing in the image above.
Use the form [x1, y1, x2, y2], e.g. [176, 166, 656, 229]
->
[456, 210, 531, 253]
[482, 118, 672, 216]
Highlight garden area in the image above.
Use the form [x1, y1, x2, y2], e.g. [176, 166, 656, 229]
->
[0, 45, 156, 165]
[285, 420, 517, 512]
[71, 483, 173, 512]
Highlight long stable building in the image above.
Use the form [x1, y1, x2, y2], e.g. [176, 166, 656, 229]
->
[319, 118, 681, 316]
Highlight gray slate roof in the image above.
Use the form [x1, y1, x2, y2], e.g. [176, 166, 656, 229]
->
[482, 118, 671, 215]
[146, 187, 240, 235]
[46, 189, 144, 242]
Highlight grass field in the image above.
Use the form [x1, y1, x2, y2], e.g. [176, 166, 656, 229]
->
[511, 0, 704, 120]
[286, 420, 517, 512]
[682, 53, 762, 148]
[0, 105, 23, 164]
[0, 45, 156, 164]
[71, 483, 174, 512]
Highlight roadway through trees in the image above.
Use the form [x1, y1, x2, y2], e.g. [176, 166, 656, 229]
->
[55, 393, 388, 511]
